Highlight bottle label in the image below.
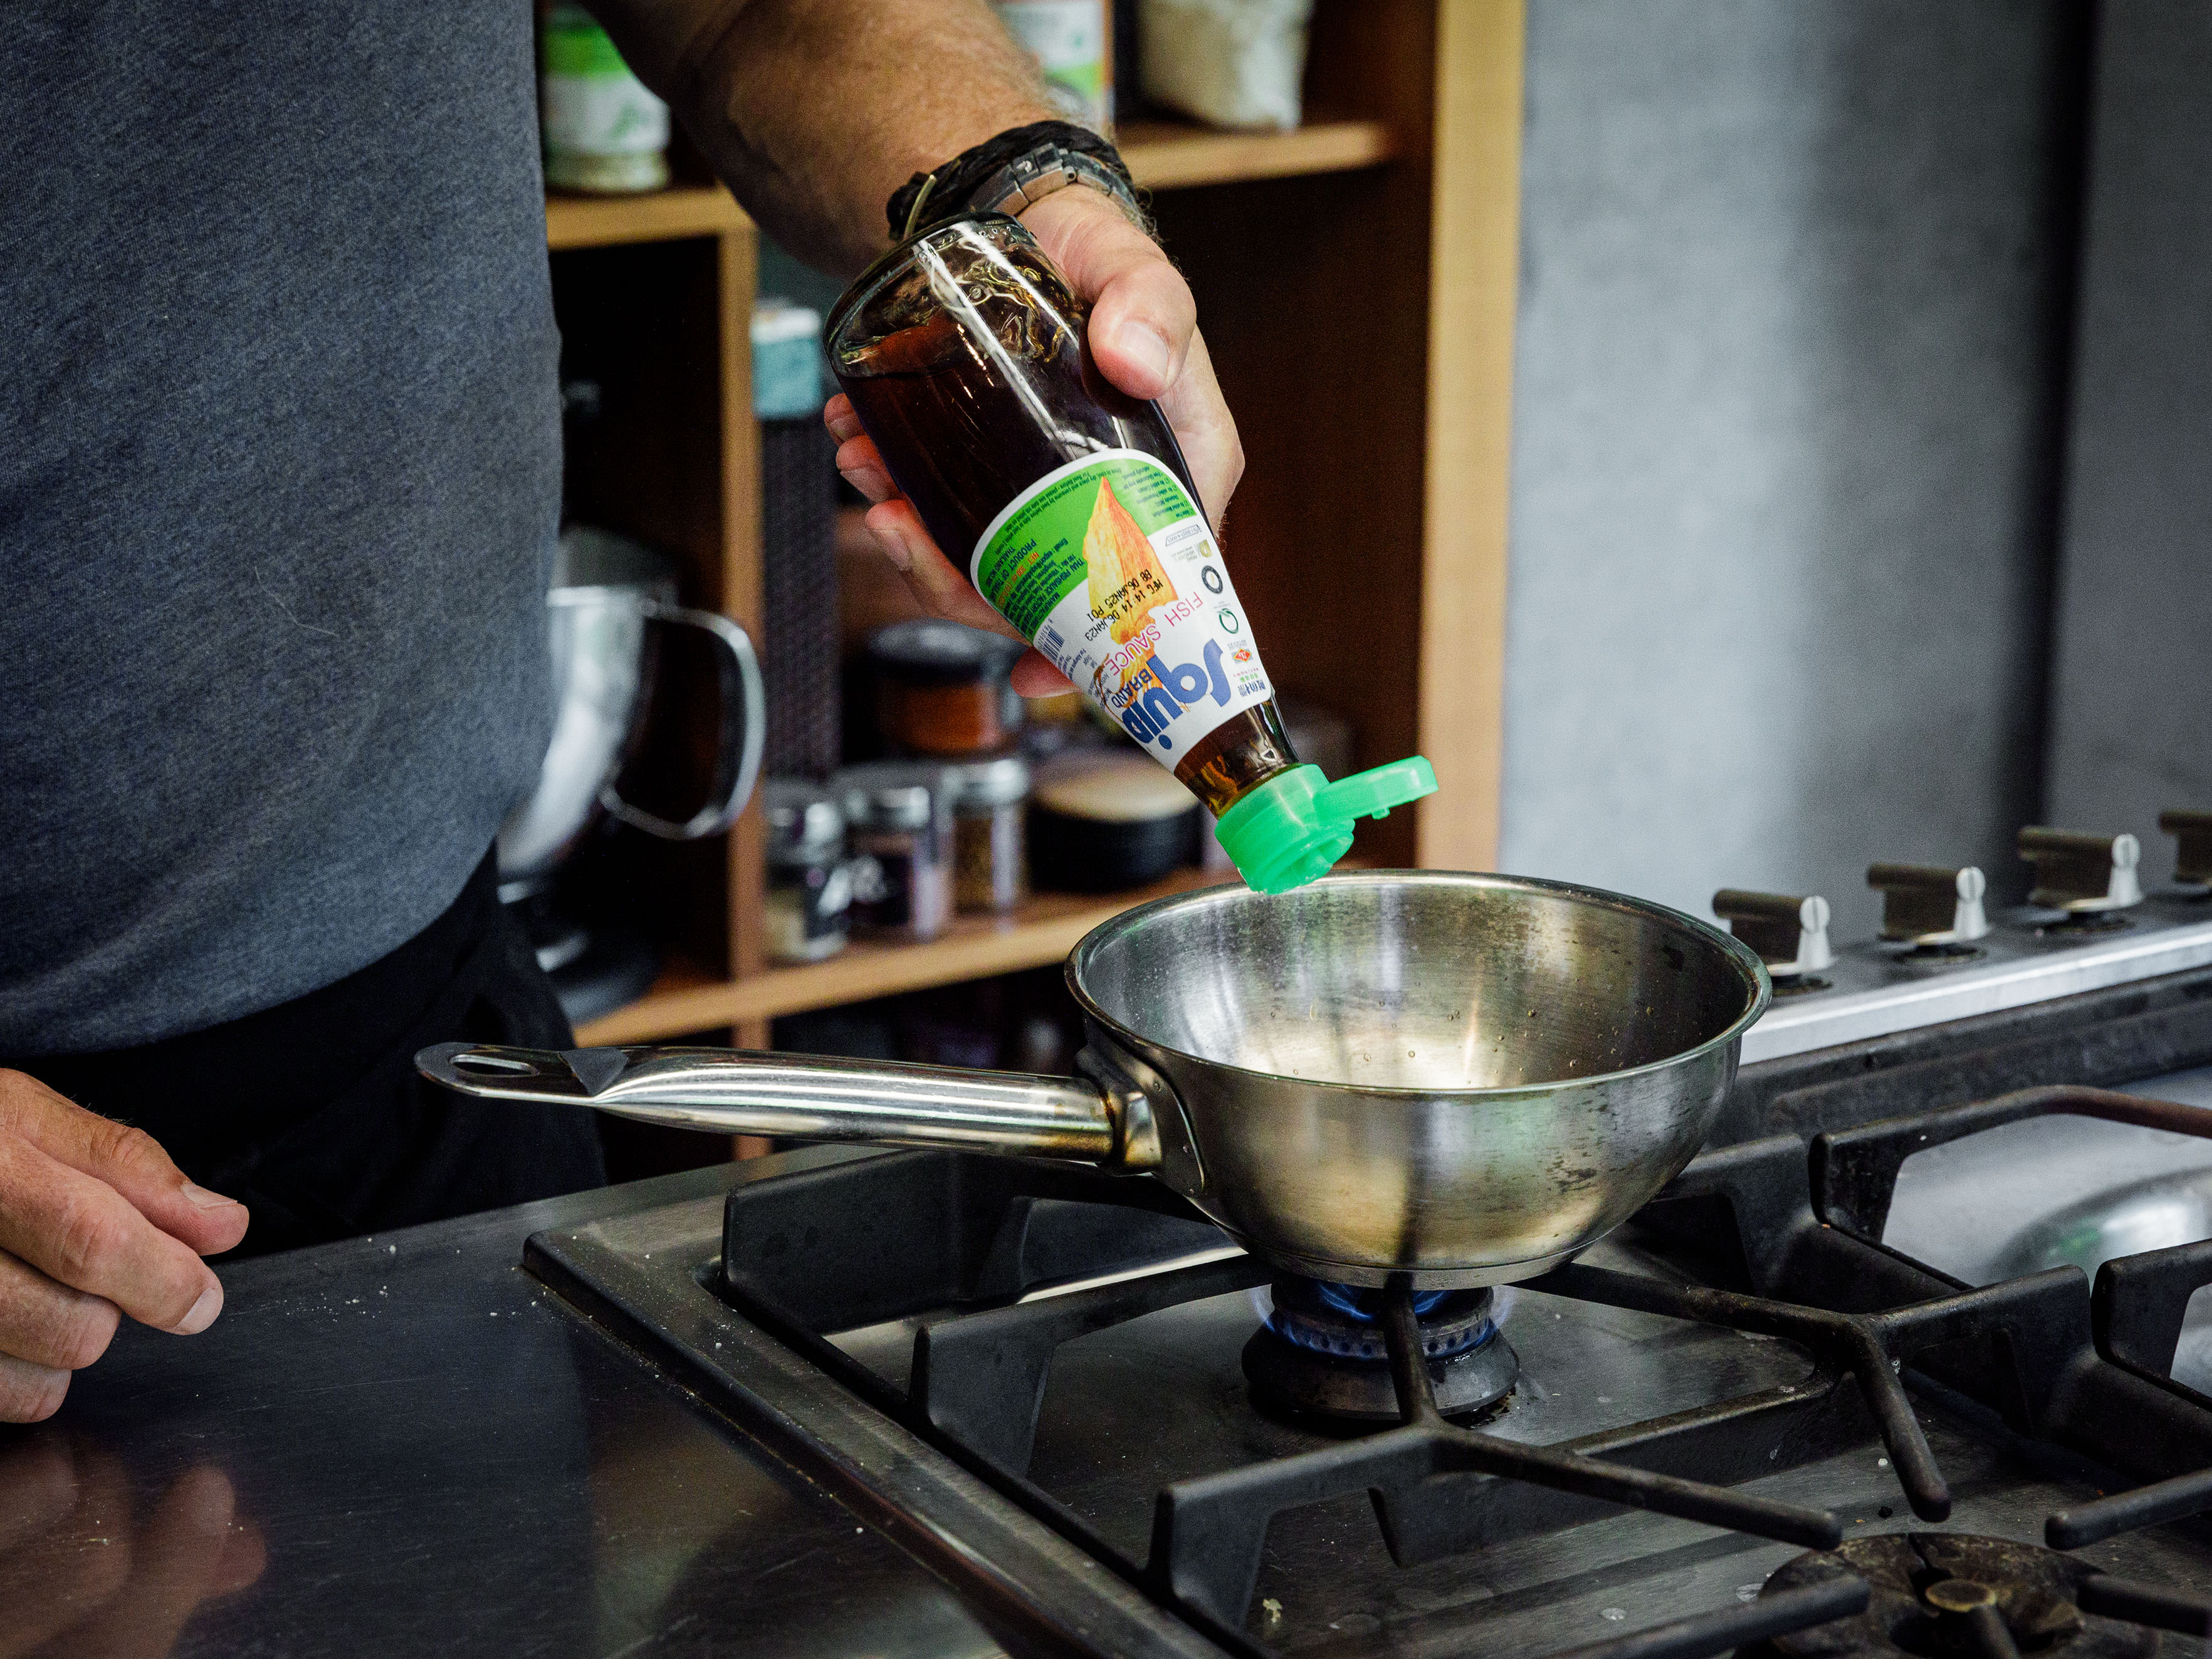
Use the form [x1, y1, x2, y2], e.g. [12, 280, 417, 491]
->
[972, 449, 1272, 757]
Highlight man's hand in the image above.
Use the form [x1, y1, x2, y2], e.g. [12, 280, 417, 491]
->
[826, 187, 1245, 699]
[0, 1073, 248, 1422]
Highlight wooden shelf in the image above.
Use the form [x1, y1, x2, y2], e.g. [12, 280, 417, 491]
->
[547, 184, 749, 251]
[542, 119, 1393, 254]
[575, 866, 1234, 1044]
[1119, 117, 1395, 191]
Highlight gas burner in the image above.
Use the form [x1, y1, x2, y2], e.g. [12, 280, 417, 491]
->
[1241, 1277, 1518, 1421]
[1763, 1533, 2157, 1656]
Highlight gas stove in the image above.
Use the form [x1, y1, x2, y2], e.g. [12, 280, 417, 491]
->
[522, 829, 2212, 1658]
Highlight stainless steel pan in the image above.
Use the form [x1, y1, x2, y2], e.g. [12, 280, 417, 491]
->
[419, 872, 1769, 1287]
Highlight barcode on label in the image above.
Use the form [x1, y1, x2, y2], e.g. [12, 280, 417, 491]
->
[1038, 622, 1067, 657]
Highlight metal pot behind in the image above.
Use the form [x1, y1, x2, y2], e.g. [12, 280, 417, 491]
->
[420, 872, 1769, 1287]
[497, 528, 765, 886]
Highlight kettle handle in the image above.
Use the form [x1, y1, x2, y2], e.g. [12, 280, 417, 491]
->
[601, 601, 766, 841]
[416, 1042, 1166, 1171]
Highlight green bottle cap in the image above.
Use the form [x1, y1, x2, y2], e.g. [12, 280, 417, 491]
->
[1212, 757, 1439, 894]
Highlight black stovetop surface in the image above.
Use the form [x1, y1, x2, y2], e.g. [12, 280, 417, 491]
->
[0, 1167, 1012, 1658]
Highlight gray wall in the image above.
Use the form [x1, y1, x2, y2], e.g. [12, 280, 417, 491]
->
[2045, 0, 2212, 885]
[1496, 1, 2078, 936]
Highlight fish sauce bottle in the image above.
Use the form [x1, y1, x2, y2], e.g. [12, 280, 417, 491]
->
[826, 211, 1433, 892]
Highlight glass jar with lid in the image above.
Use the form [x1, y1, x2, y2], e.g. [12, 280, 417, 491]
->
[943, 755, 1031, 914]
[836, 761, 953, 940]
[866, 619, 1025, 756]
[763, 780, 851, 963]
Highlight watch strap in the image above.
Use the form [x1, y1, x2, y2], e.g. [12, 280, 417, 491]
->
[968, 147, 1141, 222]
[888, 120, 1143, 241]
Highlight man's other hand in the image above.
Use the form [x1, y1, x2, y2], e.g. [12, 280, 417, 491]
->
[826, 187, 1245, 699]
[0, 1073, 248, 1421]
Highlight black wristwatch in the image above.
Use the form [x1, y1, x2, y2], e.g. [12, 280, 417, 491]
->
[888, 120, 1145, 241]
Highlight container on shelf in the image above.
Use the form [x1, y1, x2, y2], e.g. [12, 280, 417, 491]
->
[763, 780, 852, 964]
[992, 1, 1114, 130]
[752, 300, 824, 420]
[1138, 0, 1311, 131]
[836, 761, 953, 940]
[944, 756, 1033, 914]
[540, 4, 671, 194]
[868, 619, 1026, 758]
[1029, 751, 1200, 892]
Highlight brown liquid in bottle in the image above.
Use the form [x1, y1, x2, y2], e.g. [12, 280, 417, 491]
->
[831, 219, 1296, 819]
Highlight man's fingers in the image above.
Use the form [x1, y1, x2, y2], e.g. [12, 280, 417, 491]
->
[1019, 192, 1245, 537]
[1020, 191, 1197, 401]
[829, 193, 1235, 701]
[834, 434, 898, 505]
[1151, 330, 1244, 535]
[1086, 255, 1197, 401]
[0, 1139, 223, 1337]
[0, 1353, 71, 1426]
[0, 1074, 247, 1259]
[1010, 650, 1077, 698]
[857, 505, 1077, 696]
[861, 502, 1025, 640]
[0, 1250, 120, 1373]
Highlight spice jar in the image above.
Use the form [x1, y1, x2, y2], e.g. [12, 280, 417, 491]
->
[763, 780, 851, 963]
[943, 756, 1032, 913]
[826, 211, 1433, 893]
[1030, 752, 1200, 892]
[868, 619, 1025, 756]
[836, 761, 953, 940]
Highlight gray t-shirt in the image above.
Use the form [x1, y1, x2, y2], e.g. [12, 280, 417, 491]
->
[3, 3, 561, 1052]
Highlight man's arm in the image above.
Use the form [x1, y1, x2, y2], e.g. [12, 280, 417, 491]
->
[589, 0, 1058, 278]
[585, 0, 1245, 694]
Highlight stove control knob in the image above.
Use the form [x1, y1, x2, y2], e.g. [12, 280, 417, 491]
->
[2017, 826, 2142, 911]
[1867, 863, 1989, 946]
[1712, 889, 1833, 977]
[2161, 809, 2212, 888]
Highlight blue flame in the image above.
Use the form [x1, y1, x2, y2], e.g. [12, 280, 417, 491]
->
[1315, 1282, 1450, 1322]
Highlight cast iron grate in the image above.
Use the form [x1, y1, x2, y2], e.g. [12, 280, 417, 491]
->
[708, 1086, 2212, 1658]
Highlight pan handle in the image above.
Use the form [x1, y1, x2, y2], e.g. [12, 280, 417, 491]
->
[416, 1042, 1161, 1170]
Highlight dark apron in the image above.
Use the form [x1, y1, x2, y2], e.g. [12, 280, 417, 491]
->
[9, 850, 605, 1257]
